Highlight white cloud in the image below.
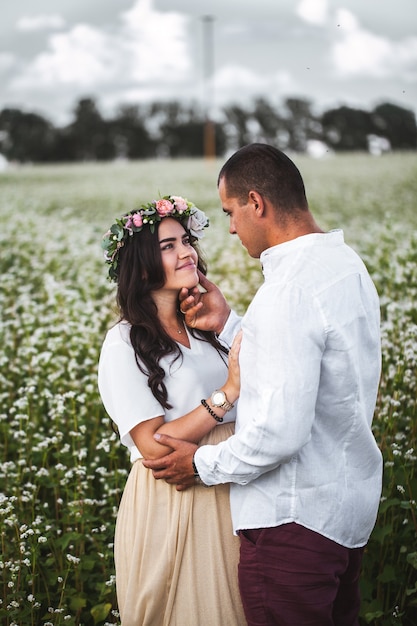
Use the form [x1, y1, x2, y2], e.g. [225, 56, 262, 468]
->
[16, 14, 65, 32]
[332, 9, 417, 81]
[11, 24, 116, 88]
[120, 0, 190, 82]
[3, 0, 416, 124]
[392, 38, 417, 81]
[223, 23, 250, 36]
[296, 0, 328, 26]
[10, 0, 191, 94]
[334, 8, 358, 31]
[0, 53, 15, 73]
[213, 65, 295, 106]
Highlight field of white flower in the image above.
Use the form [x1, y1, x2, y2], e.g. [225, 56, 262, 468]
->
[0, 153, 416, 625]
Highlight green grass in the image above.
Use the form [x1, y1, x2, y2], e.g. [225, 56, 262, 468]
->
[0, 153, 416, 625]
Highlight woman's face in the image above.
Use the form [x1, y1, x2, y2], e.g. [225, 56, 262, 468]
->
[158, 218, 199, 291]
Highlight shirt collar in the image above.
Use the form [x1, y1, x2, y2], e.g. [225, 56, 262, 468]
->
[260, 229, 345, 278]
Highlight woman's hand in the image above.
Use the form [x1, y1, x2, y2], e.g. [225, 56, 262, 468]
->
[223, 330, 242, 403]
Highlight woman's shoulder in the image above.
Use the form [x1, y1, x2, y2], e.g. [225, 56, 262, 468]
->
[103, 320, 131, 347]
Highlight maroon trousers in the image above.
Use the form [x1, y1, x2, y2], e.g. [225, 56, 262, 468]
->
[238, 523, 365, 626]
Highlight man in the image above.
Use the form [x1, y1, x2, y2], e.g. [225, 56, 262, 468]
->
[143, 143, 383, 625]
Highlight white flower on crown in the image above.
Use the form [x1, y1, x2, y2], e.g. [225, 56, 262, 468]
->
[187, 208, 209, 238]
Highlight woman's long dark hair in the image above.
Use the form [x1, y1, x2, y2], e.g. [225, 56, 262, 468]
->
[116, 219, 228, 409]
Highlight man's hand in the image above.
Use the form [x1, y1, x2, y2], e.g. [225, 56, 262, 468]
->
[179, 270, 230, 335]
[142, 434, 198, 491]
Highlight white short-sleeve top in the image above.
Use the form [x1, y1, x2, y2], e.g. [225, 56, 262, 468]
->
[98, 321, 235, 461]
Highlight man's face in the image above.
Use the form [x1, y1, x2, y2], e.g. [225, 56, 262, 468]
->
[218, 177, 264, 258]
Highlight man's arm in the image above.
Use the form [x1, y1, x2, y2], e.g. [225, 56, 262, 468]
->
[145, 286, 323, 491]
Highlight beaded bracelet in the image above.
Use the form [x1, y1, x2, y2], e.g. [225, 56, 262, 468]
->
[201, 398, 223, 423]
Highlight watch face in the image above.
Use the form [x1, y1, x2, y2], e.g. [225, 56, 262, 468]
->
[212, 391, 224, 405]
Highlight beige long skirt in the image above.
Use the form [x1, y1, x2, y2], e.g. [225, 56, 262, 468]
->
[114, 422, 247, 626]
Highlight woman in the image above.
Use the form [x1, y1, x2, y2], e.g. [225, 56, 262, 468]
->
[98, 195, 246, 626]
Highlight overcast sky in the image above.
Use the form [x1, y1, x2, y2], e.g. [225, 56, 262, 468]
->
[1, 0, 416, 125]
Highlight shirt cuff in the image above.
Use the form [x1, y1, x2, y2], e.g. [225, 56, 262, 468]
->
[193, 446, 216, 486]
[218, 310, 242, 347]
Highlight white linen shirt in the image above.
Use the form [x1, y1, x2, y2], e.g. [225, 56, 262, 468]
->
[194, 230, 383, 548]
[98, 322, 235, 462]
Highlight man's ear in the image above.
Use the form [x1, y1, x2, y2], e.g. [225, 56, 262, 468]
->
[248, 190, 265, 216]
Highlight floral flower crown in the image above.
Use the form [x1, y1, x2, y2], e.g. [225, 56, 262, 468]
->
[101, 195, 209, 282]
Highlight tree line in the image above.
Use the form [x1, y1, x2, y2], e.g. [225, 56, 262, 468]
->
[0, 96, 415, 163]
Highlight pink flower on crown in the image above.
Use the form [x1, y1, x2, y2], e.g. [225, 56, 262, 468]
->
[132, 212, 143, 227]
[155, 199, 174, 216]
[171, 195, 188, 213]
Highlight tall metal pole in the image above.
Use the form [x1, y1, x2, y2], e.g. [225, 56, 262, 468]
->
[202, 15, 215, 159]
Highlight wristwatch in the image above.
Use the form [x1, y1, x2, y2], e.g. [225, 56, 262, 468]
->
[192, 457, 206, 486]
[211, 389, 234, 412]
[192, 457, 200, 478]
